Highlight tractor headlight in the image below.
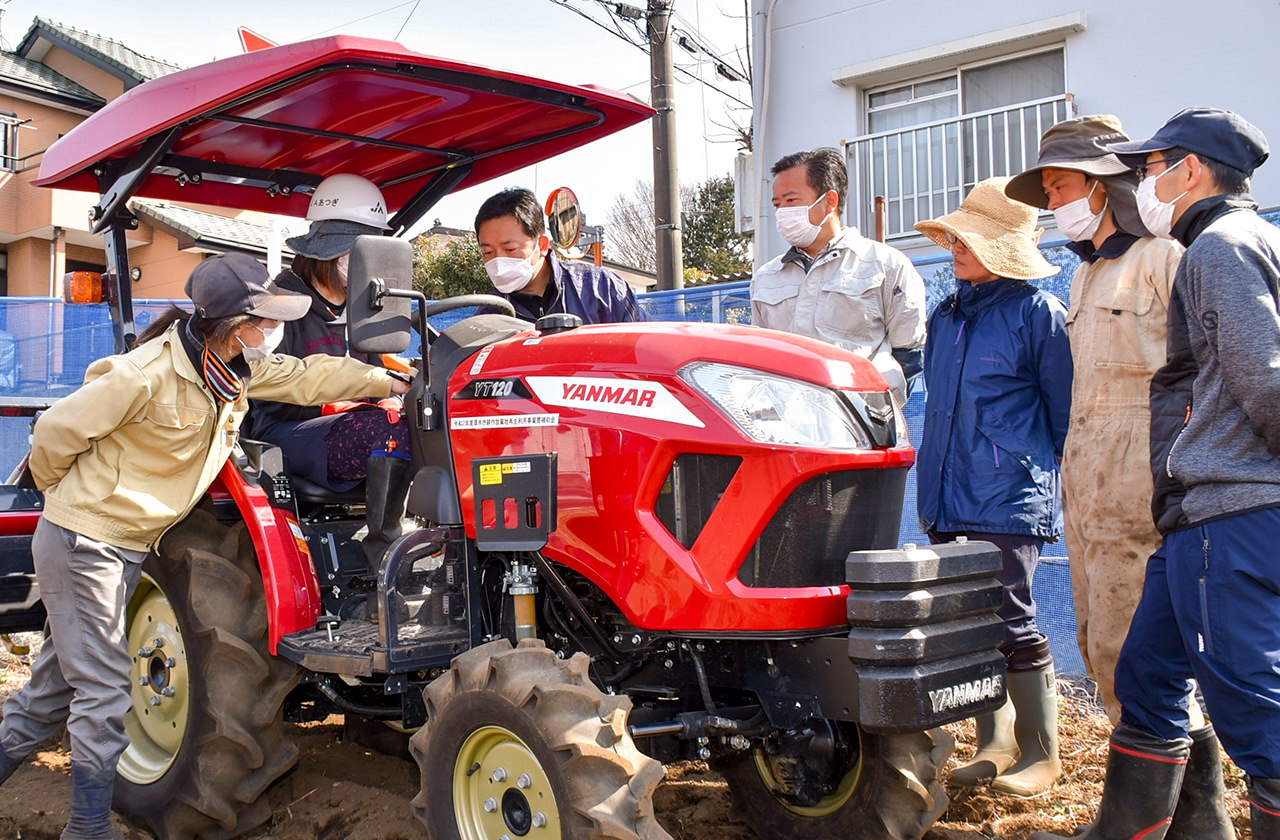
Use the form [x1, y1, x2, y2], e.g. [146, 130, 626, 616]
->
[682, 362, 875, 450]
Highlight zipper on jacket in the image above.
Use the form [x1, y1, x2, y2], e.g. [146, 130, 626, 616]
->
[1197, 537, 1213, 653]
[1166, 401, 1192, 478]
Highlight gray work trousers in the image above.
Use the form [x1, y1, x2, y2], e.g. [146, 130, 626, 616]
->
[0, 518, 145, 774]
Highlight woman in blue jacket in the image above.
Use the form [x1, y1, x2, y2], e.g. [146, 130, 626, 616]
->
[914, 177, 1073, 797]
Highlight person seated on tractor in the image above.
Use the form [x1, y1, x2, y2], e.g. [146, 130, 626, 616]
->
[247, 174, 415, 575]
[0, 253, 407, 840]
[475, 187, 648, 323]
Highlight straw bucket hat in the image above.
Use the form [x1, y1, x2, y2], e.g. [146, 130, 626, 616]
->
[914, 177, 1060, 281]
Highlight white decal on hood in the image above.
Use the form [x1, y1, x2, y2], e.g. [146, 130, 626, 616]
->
[526, 376, 704, 427]
[450, 413, 560, 430]
[468, 345, 494, 376]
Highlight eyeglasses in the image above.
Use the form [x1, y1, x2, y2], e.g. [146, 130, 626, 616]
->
[1136, 156, 1186, 180]
[246, 320, 279, 339]
[944, 231, 968, 251]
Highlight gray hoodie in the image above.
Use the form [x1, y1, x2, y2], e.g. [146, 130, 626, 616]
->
[1165, 198, 1280, 523]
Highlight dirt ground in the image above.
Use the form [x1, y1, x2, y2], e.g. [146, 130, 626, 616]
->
[0, 635, 1254, 840]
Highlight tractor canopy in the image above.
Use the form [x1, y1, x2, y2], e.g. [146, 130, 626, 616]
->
[34, 35, 654, 234]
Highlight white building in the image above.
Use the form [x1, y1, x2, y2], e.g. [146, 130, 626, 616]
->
[746, 1, 1280, 263]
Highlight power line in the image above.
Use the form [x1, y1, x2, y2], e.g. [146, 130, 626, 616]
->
[395, 0, 423, 39]
[308, 1, 418, 37]
[545, 0, 750, 106]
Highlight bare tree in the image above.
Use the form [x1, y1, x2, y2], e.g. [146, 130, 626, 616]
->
[604, 180, 658, 273]
[604, 180, 696, 273]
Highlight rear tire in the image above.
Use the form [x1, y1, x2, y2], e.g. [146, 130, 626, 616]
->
[716, 726, 953, 840]
[410, 639, 671, 840]
[114, 507, 300, 839]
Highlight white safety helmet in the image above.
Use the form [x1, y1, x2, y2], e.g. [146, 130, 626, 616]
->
[305, 174, 391, 230]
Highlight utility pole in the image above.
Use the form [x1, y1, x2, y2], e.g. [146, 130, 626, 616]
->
[648, 0, 684, 289]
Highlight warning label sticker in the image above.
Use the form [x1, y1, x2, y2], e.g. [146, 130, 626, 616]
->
[468, 345, 495, 376]
[478, 460, 534, 485]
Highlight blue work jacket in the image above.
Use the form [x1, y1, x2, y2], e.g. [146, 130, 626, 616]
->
[916, 278, 1073, 538]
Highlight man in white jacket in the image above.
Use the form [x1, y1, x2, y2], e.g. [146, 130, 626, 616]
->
[751, 147, 926, 407]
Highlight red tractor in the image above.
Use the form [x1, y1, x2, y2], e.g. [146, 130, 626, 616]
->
[1, 36, 1007, 840]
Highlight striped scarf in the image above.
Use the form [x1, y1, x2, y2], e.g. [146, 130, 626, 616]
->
[201, 344, 245, 403]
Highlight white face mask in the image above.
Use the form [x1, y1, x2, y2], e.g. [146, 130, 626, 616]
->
[238, 322, 285, 363]
[775, 195, 829, 248]
[1052, 180, 1107, 242]
[1137, 159, 1188, 240]
[485, 256, 536, 294]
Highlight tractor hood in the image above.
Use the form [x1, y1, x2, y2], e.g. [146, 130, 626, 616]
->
[34, 35, 654, 233]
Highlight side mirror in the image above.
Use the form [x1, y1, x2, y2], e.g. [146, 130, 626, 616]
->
[347, 235, 412, 354]
[545, 187, 583, 251]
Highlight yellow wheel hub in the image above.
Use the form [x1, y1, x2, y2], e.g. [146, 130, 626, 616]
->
[118, 575, 190, 784]
[453, 725, 562, 839]
[752, 742, 863, 818]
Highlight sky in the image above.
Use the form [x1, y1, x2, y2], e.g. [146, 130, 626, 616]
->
[13, 0, 752, 236]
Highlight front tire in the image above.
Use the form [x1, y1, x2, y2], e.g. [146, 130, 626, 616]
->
[115, 507, 300, 839]
[716, 726, 953, 840]
[410, 639, 671, 840]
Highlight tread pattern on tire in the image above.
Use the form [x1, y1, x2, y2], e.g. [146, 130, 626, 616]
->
[410, 639, 671, 840]
[718, 725, 954, 840]
[115, 508, 300, 840]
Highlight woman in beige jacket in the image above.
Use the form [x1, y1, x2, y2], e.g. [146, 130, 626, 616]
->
[0, 253, 407, 840]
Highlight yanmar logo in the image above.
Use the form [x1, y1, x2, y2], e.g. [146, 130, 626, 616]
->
[928, 675, 1003, 714]
[560, 382, 656, 407]
[526, 376, 704, 427]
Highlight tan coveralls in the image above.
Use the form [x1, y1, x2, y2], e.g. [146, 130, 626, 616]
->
[1061, 235, 1182, 722]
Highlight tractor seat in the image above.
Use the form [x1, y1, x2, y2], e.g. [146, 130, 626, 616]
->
[291, 475, 366, 507]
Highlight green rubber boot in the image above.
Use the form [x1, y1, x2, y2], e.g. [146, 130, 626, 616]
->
[950, 695, 1019, 786]
[991, 663, 1061, 796]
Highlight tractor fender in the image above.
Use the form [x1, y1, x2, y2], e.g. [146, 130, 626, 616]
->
[212, 460, 323, 652]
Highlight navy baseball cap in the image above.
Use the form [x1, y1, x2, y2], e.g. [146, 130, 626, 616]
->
[185, 253, 310, 321]
[1107, 107, 1269, 176]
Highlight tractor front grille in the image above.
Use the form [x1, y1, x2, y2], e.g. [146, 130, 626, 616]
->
[654, 453, 742, 549]
[738, 467, 907, 589]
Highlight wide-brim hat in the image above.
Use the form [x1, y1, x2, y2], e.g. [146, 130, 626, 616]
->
[915, 177, 1060, 281]
[185, 253, 311, 321]
[286, 218, 385, 261]
[1006, 115, 1134, 208]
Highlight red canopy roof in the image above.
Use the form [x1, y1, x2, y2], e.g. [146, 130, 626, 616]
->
[35, 36, 653, 231]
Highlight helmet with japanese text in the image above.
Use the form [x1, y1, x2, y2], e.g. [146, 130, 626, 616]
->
[305, 174, 390, 230]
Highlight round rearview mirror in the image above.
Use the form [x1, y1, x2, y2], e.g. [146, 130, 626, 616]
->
[545, 187, 583, 251]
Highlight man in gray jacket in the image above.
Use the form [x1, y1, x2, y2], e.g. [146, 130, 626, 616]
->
[1033, 107, 1280, 839]
[752, 148, 926, 407]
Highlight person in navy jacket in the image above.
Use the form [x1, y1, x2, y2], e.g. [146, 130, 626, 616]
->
[914, 177, 1073, 797]
[475, 188, 647, 324]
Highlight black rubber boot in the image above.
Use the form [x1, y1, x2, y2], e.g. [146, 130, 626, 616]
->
[60, 763, 123, 840]
[1250, 776, 1280, 840]
[361, 454, 413, 572]
[1028, 723, 1190, 840]
[1166, 725, 1234, 840]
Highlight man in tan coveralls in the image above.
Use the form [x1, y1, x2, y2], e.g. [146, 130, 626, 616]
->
[1006, 116, 1183, 724]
